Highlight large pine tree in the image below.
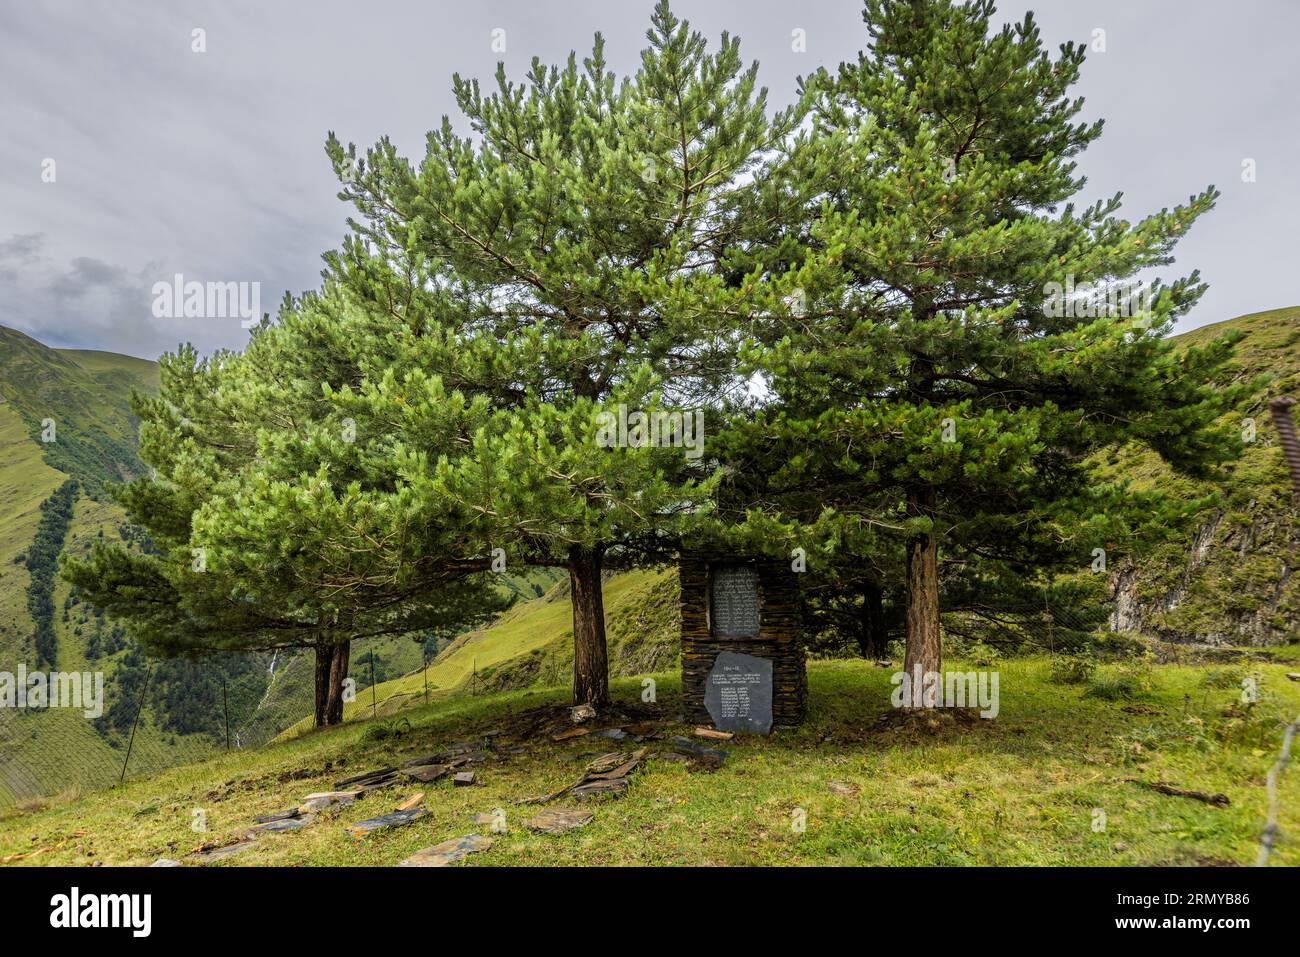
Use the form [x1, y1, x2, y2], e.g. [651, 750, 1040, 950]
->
[63, 283, 506, 727]
[325, 1, 796, 706]
[726, 0, 1242, 692]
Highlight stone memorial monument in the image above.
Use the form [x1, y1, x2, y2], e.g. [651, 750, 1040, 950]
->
[679, 556, 806, 731]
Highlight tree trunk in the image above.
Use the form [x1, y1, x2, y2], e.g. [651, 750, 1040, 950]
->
[313, 643, 332, 727]
[568, 544, 610, 709]
[902, 490, 941, 705]
[859, 579, 888, 659]
[323, 639, 351, 726]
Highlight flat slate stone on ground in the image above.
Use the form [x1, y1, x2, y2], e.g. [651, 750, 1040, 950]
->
[586, 751, 631, 774]
[571, 778, 629, 800]
[526, 808, 593, 834]
[299, 790, 361, 812]
[399, 834, 493, 867]
[518, 747, 646, 805]
[190, 839, 256, 863]
[150, 858, 182, 867]
[453, 771, 476, 787]
[249, 813, 317, 833]
[552, 727, 591, 742]
[346, 808, 429, 838]
[334, 767, 398, 789]
[253, 808, 301, 824]
[666, 736, 728, 769]
[404, 763, 451, 783]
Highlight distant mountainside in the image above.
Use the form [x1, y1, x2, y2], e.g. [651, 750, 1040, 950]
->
[1107, 306, 1300, 645]
[0, 329, 177, 805]
[0, 327, 156, 500]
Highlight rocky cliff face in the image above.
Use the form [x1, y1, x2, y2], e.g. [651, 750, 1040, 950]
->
[1111, 503, 1298, 646]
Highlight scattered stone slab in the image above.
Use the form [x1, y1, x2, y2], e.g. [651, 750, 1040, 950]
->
[571, 778, 629, 801]
[346, 808, 429, 838]
[571, 704, 598, 723]
[450, 751, 491, 765]
[404, 763, 451, 783]
[552, 727, 591, 742]
[593, 727, 628, 740]
[396, 792, 425, 811]
[625, 721, 668, 737]
[521, 748, 646, 804]
[667, 736, 727, 769]
[472, 811, 505, 829]
[526, 808, 593, 834]
[299, 790, 361, 812]
[334, 767, 398, 789]
[249, 813, 317, 833]
[1287, 673, 1300, 682]
[403, 753, 445, 768]
[693, 727, 734, 741]
[355, 775, 402, 797]
[253, 808, 302, 824]
[827, 781, 860, 797]
[399, 834, 493, 867]
[190, 839, 256, 863]
[586, 751, 630, 774]
[150, 858, 182, 867]
[453, 771, 476, 787]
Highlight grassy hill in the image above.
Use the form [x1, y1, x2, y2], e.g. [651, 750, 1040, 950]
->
[2, 655, 1297, 866]
[1105, 306, 1300, 645]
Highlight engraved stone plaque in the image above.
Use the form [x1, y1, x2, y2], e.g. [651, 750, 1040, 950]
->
[704, 651, 773, 734]
[710, 564, 760, 637]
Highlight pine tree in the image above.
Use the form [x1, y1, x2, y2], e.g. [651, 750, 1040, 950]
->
[63, 286, 506, 726]
[325, 1, 796, 706]
[728, 0, 1244, 696]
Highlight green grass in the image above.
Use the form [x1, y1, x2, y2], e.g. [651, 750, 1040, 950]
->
[3, 657, 1298, 866]
[287, 568, 676, 732]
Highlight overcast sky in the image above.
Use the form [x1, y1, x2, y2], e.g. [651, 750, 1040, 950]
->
[1, 0, 1296, 360]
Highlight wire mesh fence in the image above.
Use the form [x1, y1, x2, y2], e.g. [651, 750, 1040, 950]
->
[0, 649, 319, 810]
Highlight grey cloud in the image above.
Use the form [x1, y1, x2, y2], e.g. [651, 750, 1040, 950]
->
[0, 0, 1296, 359]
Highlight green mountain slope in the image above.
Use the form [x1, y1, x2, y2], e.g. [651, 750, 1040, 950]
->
[0, 330, 250, 806]
[1108, 306, 1300, 644]
[0, 328, 156, 500]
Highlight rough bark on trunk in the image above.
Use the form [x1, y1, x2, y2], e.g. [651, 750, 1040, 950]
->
[902, 491, 941, 704]
[568, 544, 610, 708]
[313, 643, 332, 727]
[859, 579, 888, 659]
[323, 639, 351, 726]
